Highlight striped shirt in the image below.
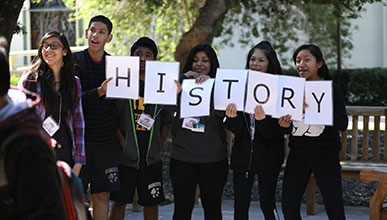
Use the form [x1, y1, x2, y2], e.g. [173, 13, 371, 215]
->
[73, 49, 119, 144]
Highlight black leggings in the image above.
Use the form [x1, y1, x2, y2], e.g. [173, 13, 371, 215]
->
[282, 148, 345, 220]
[170, 158, 229, 220]
[233, 171, 280, 220]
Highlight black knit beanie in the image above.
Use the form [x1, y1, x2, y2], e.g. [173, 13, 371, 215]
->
[130, 37, 158, 58]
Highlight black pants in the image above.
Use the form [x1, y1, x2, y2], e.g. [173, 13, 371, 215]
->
[233, 171, 280, 220]
[282, 148, 345, 220]
[170, 158, 228, 220]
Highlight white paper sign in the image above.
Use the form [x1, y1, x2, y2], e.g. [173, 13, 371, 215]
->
[244, 71, 279, 115]
[276, 75, 305, 121]
[304, 81, 333, 125]
[106, 56, 139, 99]
[144, 61, 179, 105]
[244, 71, 305, 121]
[214, 68, 248, 111]
[180, 78, 215, 118]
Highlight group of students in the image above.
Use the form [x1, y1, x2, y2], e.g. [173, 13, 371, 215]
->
[0, 13, 348, 220]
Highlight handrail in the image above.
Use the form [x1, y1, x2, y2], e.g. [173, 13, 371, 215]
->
[9, 46, 87, 75]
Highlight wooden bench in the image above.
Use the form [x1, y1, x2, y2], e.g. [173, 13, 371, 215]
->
[197, 106, 386, 215]
[299, 106, 387, 215]
[360, 168, 387, 220]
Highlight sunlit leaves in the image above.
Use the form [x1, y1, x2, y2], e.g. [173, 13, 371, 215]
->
[63, 0, 383, 67]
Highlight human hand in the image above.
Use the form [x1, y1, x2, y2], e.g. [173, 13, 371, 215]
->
[184, 70, 200, 79]
[195, 74, 210, 84]
[278, 114, 292, 128]
[73, 163, 82, 176]
[254, 105, 266, 120]
[98, 77, 113, 97]
[184, 71, 210, 84]
[303, 95, 309, 113]
[174, 80, 182, 93]
[50, 138, 61, 149]
[225, 103, 237, 118]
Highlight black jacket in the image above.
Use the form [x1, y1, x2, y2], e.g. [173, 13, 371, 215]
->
[225, 113, 291, 174]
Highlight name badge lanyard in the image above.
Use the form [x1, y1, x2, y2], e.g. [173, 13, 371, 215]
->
[129, 100, 158, 168]
[250, 113, 255, 141]
[42, 94, 62, 137]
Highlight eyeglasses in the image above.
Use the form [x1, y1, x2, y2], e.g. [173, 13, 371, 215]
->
[41, 42, 64, 50]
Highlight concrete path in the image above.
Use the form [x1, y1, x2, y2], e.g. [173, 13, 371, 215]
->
[121, 200, 369, 220]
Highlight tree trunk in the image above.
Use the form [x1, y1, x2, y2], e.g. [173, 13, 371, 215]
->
[0, 0, 25, 54]
[174, 0, 229, 72]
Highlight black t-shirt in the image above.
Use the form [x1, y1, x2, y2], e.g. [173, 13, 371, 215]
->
[51, 95, 73, 166]
[132, 80, 151, 160]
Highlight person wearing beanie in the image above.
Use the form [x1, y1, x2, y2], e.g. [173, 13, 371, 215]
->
[110, 37, 172, 220]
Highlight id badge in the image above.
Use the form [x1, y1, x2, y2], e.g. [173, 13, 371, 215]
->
[42, 116, 60, 137]
[182, 117, 199, 130]
[182, 117, 205, 133]
[191, 123, 205, 133]
[137, 113, 155, 130]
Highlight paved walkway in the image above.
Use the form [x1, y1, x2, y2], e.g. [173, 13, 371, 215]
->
[121, 200, 369, 219]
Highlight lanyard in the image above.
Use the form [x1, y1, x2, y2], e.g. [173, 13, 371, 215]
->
[250, 113, 255, 141]
[129, 100, 157, 167]
[51, 94, 62, 126]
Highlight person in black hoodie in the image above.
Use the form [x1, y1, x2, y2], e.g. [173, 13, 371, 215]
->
[282, 44, 348, 220]
[224, 41, 292, 220]
[0, 44, 66, 220]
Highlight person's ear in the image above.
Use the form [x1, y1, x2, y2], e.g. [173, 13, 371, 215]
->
[106, 34, 113, 43]
[317, 60, 323, 69]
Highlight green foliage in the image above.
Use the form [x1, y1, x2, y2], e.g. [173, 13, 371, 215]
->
[10, 75, 19, 86]
[218, 1, 358, 68]
[285, 67, 387, 106]
[67, 0, 197, 61]
[63, 0, 383, 66]
[334, 68, 387, 106]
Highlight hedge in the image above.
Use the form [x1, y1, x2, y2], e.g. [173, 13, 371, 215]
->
[284, 67, 387, 106]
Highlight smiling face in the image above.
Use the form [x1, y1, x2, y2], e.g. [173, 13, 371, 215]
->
[295, 49, 323, 81]
[192, 51, 211, 75]
[249, 49, 269, 73]
[86, 21, 112, 54]
[41, 37, 66, 69]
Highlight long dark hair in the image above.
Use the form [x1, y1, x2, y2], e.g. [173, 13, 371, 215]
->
[0, 48, 9, 96]
[292, 44, 332, 80]
[181, 44, 220, 78]
[23, 31, 77, 119]
[245, 41, 283, 75]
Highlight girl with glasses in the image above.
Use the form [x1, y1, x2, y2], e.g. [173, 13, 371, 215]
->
[19, 31, 85, 176]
